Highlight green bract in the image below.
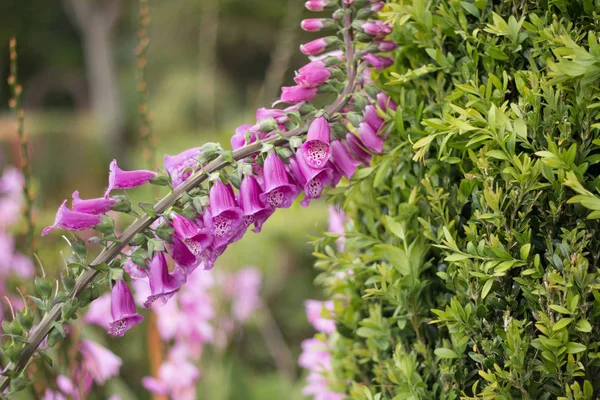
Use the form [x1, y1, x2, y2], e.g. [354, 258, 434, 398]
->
[316, 1, 600, 398]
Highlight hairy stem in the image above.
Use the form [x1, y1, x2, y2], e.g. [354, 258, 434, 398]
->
[0, 5, 357, 390]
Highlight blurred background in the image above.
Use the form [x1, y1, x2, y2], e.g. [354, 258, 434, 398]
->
[0, 0, 331, 398]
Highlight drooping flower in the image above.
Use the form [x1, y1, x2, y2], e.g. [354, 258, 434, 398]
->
[358, 122, 384, 153]
[301, 116, 332, 168]
[376, 40, 398, 52]
[144, 252, 186, 307]
[305, 300, 336, 334]
[330, 140, 360, 179]
[377, 92, 397, 111]
[363, 104, 384, 132]
[280, 86, 318, 104]
[346, 133, 372, 165]
[300, 38, 330, 55]
[85, 292, 113, 330]
[231, 124, 254, 150]
[105, 160, 157, 196]
[294, 61, 331, 88]
[171, 213, 212, 258]
[71, 190, 115, 215]
[361, 20, 392, 37]
[165, 234, 201, 274]
[239, 175, 274, 233]
[108, 280, 144, 337]
[362, 53, 394, 70]
[260, 152, 299, 208]
[370, 1, 385, 12]
[301, 18, 334, 32]
[164, 147, 202, 188]
[291, 154, 333, 207]
[80, 339, 122, 384]
[207, 181, 243, 244]
[41, 200, 102, 236]
[256, 108, 287, 123]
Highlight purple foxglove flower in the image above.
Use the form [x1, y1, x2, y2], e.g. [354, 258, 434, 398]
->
[360, 68, 374, 85]
[80, 339, 122, 384]
[294, 61, 332, 87]
[144, 252, 186, 307]
[85, 292, 112, 330]
[41, 200, 101, 236]
[166, 234, 201, 275]
[305, 300, 336, 334]
[362, 53, 394, 70]
[371, 1, 385, 11]
[293, 154, 334, 207]
[164, 147, 202, 188]
[280, 85, 318, 104]
[207, 181, 243, 242]
[171, 213, 212, 258]
[377, 92, 397, 111]
[71, 191, 115, 215]
[105, 160, 157, 196]
[300, 38, 329, 55]
[299, 338, 332, 370]
[358, 122, 384, 153]
[108, 280, 144, 337]
[301, 116, 331, 168]
[301, 18, 332, 32]
[256, 108, 287, 123]
[364, 105, 384, 132]
[346, 133, 372, 165]
[327, 160, 342, 187]
[122, 248, 148, 279]
[305, 0, 330, 11]
[260, 151, 300, 208]
[231, 124, 254, 150]
[330, 140, 361, 179]
[376, 40, 398, 52]
[362, 21, 392, 36]
[239, 175, 274, 233]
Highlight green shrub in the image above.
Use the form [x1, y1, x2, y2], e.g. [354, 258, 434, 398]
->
[316, 1, 600, 398]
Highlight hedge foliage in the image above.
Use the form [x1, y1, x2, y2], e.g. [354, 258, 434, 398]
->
[315, 1, 600, 398]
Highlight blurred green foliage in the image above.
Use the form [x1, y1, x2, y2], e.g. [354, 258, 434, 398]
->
[314, 0, 600, 398]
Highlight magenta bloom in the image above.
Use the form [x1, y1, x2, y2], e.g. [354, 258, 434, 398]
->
[280, 86, 318, 103]
[71, 191, 115, 215]
[122, 248, 148, 279]
[144, 252, 186, 307]
[362, 21, 392, 36]
[294, 61, 331, 88]
[260, 152, 299, 208]
[142, 353, 201, 399]
[377, 92, 397, 111]
[305, 0, 330, 11]
[301, 18, 332, 32]
[42, 200, 101, 236]
[301, 116, 331, 168]
[358, 122, 384, 153]
[165, 234, 201, 275]
[256, 108, 287, 123]
[362, 53, 394, 70]
[330, 140, 360, 179]
[108, 280, 144, 337]
[171, 213, 212, 258]
[164, 147, 202, 188]
[207, 181, 243, 243]
[376, 40, 398, 52]
[105, 160, 157, 196]
[80, 339, 122, 384]
[300, 38, 329, 55]
[239, 175, 274, 233]
[364, 105, 384, 132]
[328, 206, 347, 251]
[291, 154, 333, 207]
[346, 133, 372, 165]
[305, 300, 336, 334]
[371, 1, 385, 11]
[85, 292, 112, 330]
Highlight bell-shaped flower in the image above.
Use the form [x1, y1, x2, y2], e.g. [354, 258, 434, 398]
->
[300, 37, 331, 55]
[260, 152, 300, 208]
[144, 252, 186, 307]
[361, 21, 392, 37]
[207, 181, 243, 243]
[358, 122, 384, 153]
[171, 213, 212, 258]
[280, 85, 318, 104]
[362, 53, 394, 70]
[231, 124, 259, 150]
[108, 280, 144, 337]
[105, 160, 157, 196]
[301, 116, 331, 168]
[165, 234, 201, 275]
[256, 108, 287, 123]
[377, 92, 397, 111]
[239, 175, 274, 233]
[41, 200, 101, 236]
[164, 147, 202, 188]
[71, 191, 115, 215]
[291, 154, 334, 207]
[80, 339, 122, 384]
[330, 140, 360, 179]
[84, 292, 113, 330]
[346, 133, 372, 165]
[294, 61, 331, 88]
[363, 105, 384, 132]
[376, 40, 398, 52]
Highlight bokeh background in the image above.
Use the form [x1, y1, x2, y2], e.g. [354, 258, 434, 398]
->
[0, 0, 331, 398]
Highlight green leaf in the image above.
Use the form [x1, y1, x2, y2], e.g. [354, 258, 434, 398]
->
[553, 318, 572, 331]
[434, 348, 459, 359]
[575, 319, 592, 333]
[549, 305, 571, 314]
[481, 278, 494, 299]
[565, 342, 587, 354]
[138, 202, 156, 217]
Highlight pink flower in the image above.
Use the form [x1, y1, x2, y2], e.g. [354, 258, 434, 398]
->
[295, 61, 332, 88]
[144, 252, 186, 307]
[260, 152, 300, 208]
[239, 176, 274, 233]
[346, 133, 372, 165]
[105, 159, 157, 196]
[362, 21, 392, 37]
[108, 280, 144, 337]
[300, 38, 329, 55]
[80, 339, 122, 384]
[305, 0, 332, 11]
[330, 140, 360, 180]
[288, 155, 334, 207]
[362, 53, 394, 70]
[207, 181, 243, 244]
[85, 292, 113, 330]
[301, 116, 332, 168]
[71, 191, 115, 214]
[377, 92, 397, 111]
[376, 40, 398, 52]
[358, 122, 384, 153]
[328, 206, 347, 251]
[305, 300, 336, 334]
[301, 18, 333, 32]
[142, 349, 201, 400]
[41, 200, 102, 236]
[280, 86, 318, 103]
[164, 147, 203, 188]
[226, 267, 262, 322]
[363, 105, 384, 132]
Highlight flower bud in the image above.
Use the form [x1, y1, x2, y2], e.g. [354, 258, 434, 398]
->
[301, 18, 334, 32]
